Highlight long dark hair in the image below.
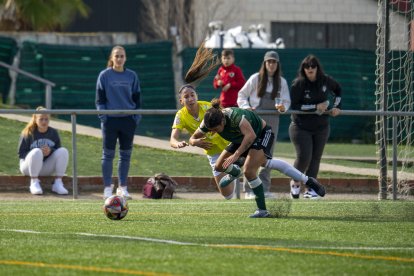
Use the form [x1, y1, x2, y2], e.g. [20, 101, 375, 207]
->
[204, 98, 224, 129]
[257, 60, 281, 100]
[296, 55, 325, 81]
[183, 42, 220, 86]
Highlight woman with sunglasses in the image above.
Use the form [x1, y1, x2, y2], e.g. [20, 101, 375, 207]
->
[289, 55, 342, 199]
[18, 106, 69, 195]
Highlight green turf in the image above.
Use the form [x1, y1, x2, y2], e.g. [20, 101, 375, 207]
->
[0, 199, 413, 275]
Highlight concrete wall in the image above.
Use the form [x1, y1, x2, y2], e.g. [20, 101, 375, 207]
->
[0, 32, 136, 46]
[193, 0, 408, 50]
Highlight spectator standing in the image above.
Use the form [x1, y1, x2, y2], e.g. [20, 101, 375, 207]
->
[96, 45, 142, 199]
[289, 54, 341, 199]
[237, 51, 290, 199]
[213, 49, 246, 107]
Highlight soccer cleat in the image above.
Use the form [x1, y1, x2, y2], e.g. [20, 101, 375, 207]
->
[305, 177, 325, 197]
[116, 186, 132, 200]
[30, 179, 43, 195]
[303, 188, 319, 199]
[290, 180, 301, 199]
[264, 192, 277, 199]
[249, 209, 271, 218]
[52, 179, 69, 195]
[244, 191, 256, 199]
[103, 184, 114, 199]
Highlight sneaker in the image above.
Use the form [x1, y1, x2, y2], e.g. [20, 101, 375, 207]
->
[264, 192, 277, 199]
[30, 179, 43, 195]
[303, 188, 319, 199]
[103, 184, 114, 199]
[219, 170, 243, 188]
[290, 180, 301, 199]
[244, 191, 256, 199]
[52, 179, 69, 195]
[305, 177, 325, 197]
[249, 209, 270, 218]
[116, 186, 132, 200]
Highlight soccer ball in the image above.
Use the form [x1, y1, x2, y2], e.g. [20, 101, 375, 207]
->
[103, 195, 129, 220]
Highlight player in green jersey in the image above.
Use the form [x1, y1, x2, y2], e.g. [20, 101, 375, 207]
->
[190, 99, 326, 218]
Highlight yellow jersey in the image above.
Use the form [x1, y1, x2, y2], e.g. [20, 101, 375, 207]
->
[172, 101, 229, 156]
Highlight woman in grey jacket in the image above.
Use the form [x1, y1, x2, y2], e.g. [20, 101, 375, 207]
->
[237, 51, 290, 199]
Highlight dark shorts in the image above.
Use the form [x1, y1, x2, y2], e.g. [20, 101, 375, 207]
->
[225, 125, 274, 159]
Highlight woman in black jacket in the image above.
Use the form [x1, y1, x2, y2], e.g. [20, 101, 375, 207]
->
[289, 55, 342, 199]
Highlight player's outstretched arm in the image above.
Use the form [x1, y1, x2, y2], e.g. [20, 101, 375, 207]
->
[170, 128, 188, 149]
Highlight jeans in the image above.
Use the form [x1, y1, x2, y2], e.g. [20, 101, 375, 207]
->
[101, 116, 136, 186]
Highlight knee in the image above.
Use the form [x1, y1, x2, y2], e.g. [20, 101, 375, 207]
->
[214, 165, 224, 172]
[119, 149, 132, 160]
[103, 148, 115, 159]
[28, 148, 43, 160]
[55, 147, 69, 159]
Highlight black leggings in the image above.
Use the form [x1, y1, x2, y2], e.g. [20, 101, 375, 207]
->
[288, 123, 330, 178]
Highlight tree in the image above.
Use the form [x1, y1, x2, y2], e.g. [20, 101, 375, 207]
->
[0, 0, 90, 31]
[136, 0, 194, 47]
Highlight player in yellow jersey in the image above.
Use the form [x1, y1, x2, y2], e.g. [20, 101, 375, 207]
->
[170, 84, 235, 199]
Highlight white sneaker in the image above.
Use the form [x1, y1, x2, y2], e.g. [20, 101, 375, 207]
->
[52, 179, 69, 195]
[244, 191, 256, 199]
[116, 186, 132, 200]
[264, 192, 277, 199]
[290, 180, 301, 199]
[30, 179, 43, 195]
[303, 188, 319, 199]
[103, 184, 114, 199]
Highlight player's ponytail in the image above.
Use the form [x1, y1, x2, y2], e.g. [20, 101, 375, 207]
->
[183, 42, 220, 86]
[204, 98, 223, 129]
[210, 98, 221, 109]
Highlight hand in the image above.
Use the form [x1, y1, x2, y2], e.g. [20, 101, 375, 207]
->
[330, 108, 341, 117]
[41, 146, 51, 157]
[222, 154, 239, 169]
[222, 83, 231, 91]
[176, 141, 188, 148]
[193, 137, 212, 150]
[275, 103, 285, 112]
[316, 101, 329, 115]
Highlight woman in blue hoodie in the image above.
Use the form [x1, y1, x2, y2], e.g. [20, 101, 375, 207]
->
[96, 45, 141, 200]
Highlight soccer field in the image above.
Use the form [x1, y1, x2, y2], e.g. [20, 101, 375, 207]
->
[1, 198, 413, 275]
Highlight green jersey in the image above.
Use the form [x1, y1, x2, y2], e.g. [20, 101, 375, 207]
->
[200, 107, 263, 143]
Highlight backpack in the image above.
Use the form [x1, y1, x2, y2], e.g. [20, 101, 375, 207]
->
[143, 173, 178, 199]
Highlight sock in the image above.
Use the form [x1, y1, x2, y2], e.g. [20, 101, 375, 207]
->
[248, 177, 266, 210]
[265, 159, 308, 183]
[224, 164, 241, 177]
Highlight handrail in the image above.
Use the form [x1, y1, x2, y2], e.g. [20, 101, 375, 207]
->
[0, 61, 55, 109]
[1, 108, 412, 200]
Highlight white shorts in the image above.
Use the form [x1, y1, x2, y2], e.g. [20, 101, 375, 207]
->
[207, 153, 221, 177]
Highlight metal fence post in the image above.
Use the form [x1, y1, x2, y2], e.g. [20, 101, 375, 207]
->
[71, 113, 78, 199]
[45, 84, 52, 109]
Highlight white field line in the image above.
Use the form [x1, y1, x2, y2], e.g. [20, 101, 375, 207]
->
[2, 228, 414, 252]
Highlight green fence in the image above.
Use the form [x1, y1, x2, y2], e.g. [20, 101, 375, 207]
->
[0, 36, 18, 104]
[15, 41, 175, 137]
[181, 48, 377, 142]
[10, 39, 380, 141]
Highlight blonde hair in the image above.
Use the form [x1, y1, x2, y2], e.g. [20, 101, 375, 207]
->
[21, 106, 47, 137]
[107, 45, 126, 68]
[183, 42, 220, 86]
